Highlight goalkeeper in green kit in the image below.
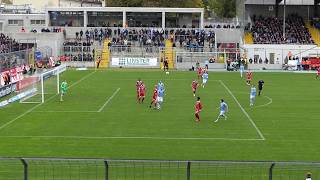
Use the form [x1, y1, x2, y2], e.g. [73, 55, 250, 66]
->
[60, 80, 68, 101]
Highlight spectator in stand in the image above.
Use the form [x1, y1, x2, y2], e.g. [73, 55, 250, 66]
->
[251, 14, 314, 44]
[20, 27, 26, 33]
[0, 33, 26, 53]
[80, 30, 83, 41]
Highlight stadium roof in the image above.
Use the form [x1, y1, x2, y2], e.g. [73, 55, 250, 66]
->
[245, 0, 319, 5]
[45, 7, 204, 13]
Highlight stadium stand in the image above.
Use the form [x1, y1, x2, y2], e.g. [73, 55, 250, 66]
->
[62, 28, 218, 61]
[0, 33, 27, 53]
[72, 28, 216, 49]
[251, 14, 315, 44]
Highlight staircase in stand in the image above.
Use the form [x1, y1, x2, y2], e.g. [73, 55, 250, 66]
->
[306, 21, 320, 47]
[164, 40, 175, 69]
[244, 32, 254, 44]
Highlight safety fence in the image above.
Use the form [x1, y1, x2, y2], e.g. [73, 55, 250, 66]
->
[0, 158, 319, 180]
[0, 47, 53, 72]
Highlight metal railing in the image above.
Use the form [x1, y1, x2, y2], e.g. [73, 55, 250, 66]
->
[0, 158, 320, 180]
[0, 47, 53, 72]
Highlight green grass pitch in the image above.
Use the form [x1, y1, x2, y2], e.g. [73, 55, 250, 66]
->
[0, 69, 320, 162]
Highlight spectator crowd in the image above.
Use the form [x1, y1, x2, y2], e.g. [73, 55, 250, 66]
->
[72, 28, 216, 50]
[250, 14, 314, 44]
[0, 33, 25, 53]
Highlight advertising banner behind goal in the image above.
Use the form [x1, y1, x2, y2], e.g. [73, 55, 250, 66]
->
[111, 57, 158, 67]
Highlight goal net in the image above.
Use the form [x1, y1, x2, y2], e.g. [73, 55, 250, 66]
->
[19, 65, 67, 104]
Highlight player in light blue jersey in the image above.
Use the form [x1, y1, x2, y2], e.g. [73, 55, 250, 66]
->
[156, 86, 165, 109]
[215, 99, 228, 122]
[239, 63, 244, 78]
[250, 85, 256, 106]
[158, 81, 165, 91]
[202, 71, 209, 88]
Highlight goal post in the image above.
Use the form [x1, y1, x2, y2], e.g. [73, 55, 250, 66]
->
[19, 65, 67, 104]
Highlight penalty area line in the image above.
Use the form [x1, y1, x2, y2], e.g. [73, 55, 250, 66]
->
[0, 135, 264, 141]
[219, 80, 266, 141]
[97, 88, 121, 112]
[0, 71, 97, 131]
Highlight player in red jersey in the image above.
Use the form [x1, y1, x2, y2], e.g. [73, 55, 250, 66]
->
[197, 67, 203, 80]
[149, 85, 158, 108]
[316, 68, 320, 79]
[138, 83, 146, 103]
[191, 80, 199, 97]
[136, 78, 142, 101]
[246, 70, 253, 85]
[194, 97, 203, 122]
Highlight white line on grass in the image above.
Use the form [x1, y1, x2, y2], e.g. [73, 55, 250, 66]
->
[254, 96, 273, 108]
[0, 71, 97, 131]
[33, 111, 98, 113]
[97, 88, 121, 112]
[0, 135, 264, 141]
[219, 80, 266, 140]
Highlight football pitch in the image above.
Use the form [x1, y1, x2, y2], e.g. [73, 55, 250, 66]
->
[1, 69, 320, 162]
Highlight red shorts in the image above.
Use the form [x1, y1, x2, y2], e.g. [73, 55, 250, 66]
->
[192, 88, 197, 92]
[139, 92, 145, 97]
[247, 78, 252, 81]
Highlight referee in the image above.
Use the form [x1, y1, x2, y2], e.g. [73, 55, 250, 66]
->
[258, 80, 264, 96]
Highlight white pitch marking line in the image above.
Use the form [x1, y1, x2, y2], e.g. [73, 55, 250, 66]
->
[0, 135, 264, 141]
[254, 96, 273, 109]
[219, 80, 266, 140]
[0, 71, 97, 131]
[98, 88, 121, 112]
[33, 111, 97, 113]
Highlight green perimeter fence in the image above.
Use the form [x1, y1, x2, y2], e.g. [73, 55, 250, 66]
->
[0, 158, 319, 180]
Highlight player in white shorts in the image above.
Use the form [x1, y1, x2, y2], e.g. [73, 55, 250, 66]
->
[239, 63, 244, 78]
[215, 99, 228, 122]
[156, 86, 165, 109]
[250, 85, 256, 106]
[202, 71, 208, 88]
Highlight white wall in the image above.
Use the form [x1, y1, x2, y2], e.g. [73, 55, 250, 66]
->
[0, 14, 46, 33]
[12, 0, 59, 12]
[9, 32, 64, 57]
[244, 44, 320, 65]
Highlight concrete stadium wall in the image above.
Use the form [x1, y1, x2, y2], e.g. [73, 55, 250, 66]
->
[244, 44, 320, 66]
[9, 32, 64, 57]
[245, 5, 315, 19]
[215, 29, 241, 43]
[176, 62, 225, 70]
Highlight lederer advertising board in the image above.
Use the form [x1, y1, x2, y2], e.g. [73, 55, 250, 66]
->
[111, 57, 158, 67]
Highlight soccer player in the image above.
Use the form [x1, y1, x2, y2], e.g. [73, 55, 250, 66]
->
[246, 70, 253, 85]
[60, 80, 68, 102]
[138, 83, 146, 103]
[215, 99, 228, 122]
[136, 78, 142, 102]
[306, 172, 312, 180]
[250, 85, 257, 106]
[197, 67, 203, 80]
[202, 71, 208, 88]
[191, 80, 199, 97]
[158, 81, 165, 91]
[149, 85, 158, 109]
[194, 97, 202, 122]
[239, 63, 245, 78]
[316, 68, 320, 79]
[258, 80, 264, 96]
[156, 86, 165, 109]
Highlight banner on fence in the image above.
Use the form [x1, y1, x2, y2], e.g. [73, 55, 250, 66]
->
[0, 82, 17, 98]
[111, 57, 158, 67]
[0, 88, 37, 107]
[1, 65, 27, 86]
